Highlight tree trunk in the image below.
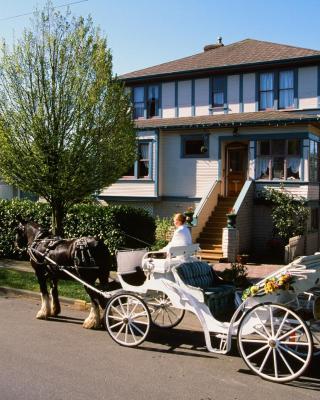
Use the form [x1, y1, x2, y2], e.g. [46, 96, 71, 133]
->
[52, 202, 65, 237]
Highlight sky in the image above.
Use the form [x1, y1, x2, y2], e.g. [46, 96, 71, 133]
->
[1, 0, 320, 76]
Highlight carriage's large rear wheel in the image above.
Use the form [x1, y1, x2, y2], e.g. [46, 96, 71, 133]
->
[104, 293, 151, 347]
[237, 303, 313, 383]
[147, 292, 185, 328]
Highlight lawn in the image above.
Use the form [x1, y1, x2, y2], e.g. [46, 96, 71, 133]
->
[0, 268, 90, 301]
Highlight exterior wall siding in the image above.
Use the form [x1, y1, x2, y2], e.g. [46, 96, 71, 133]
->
[298, 66, 318, 109]
[161, 82, 176, 118]
[243, 73, 256, 112]
[227, 74, 240, 113]
[178, 80, 192, 117]
[159, 131, 219, 198]
[255, 183, 319, 200]
[195, 78, 209, 116]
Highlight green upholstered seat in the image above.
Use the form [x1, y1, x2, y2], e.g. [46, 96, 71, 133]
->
[176, 261, 235, 320]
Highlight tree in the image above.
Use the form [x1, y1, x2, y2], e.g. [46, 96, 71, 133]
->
[0, 3, 136, 235]
[264, 187, 310, 242]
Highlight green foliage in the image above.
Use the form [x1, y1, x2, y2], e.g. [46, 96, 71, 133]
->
[0, 199, 155, 258]
[0, 2, 136, 235]
[152, 216, 173, 250]
[218, 263, 250, 288]
[263, 187, 310, 242]
[0, 269, 90, 301]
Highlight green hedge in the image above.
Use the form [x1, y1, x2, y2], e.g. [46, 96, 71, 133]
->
[0, 199, 155, 259]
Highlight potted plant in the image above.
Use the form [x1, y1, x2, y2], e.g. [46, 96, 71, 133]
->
[226, 208, 237, 228]
[184, 207, 194, 226]
[236, 254, 250, 264]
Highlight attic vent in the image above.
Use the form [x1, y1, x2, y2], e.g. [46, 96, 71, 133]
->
[203, 36, 224, 52]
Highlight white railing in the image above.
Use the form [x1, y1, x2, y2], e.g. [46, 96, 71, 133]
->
[191, 180, 221, 241]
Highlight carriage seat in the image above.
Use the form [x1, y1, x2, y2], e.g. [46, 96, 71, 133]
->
[175, 261, 235, 320]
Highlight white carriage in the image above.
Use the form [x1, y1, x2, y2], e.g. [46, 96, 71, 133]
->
[101, 244, 320, 383]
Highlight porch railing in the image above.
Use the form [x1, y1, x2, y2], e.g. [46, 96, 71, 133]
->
[191, 180, 221, 241]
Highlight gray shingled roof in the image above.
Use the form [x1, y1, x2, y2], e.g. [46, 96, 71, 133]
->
[121, 39, 320, 80]
[135, 111, 320, 129]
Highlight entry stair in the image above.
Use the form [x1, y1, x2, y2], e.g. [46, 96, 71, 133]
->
[197, 197, 236, 263]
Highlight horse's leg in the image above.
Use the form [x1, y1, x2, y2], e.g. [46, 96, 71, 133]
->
[50, 278, 61, 316]
[83, 287, 101, 329]
[34, 268, 51, 319]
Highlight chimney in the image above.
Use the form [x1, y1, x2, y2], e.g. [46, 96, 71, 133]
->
[203, 36, 224, 52]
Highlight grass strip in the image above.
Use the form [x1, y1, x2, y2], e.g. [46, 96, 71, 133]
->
[0, 268, 90, 302]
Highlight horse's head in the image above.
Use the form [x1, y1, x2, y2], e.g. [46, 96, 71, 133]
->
[14, 221, 48, 250]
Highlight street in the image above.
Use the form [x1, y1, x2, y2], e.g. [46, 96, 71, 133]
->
[0, 295, 319, 400]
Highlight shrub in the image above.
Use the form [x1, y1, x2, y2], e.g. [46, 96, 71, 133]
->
[152, 216, 173, 250]
[0, 199, 156, 258]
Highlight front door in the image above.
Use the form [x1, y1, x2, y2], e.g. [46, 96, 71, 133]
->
[226, 144, 248, 196]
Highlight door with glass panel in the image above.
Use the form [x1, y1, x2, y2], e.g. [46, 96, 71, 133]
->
[226, 143, 248, 196]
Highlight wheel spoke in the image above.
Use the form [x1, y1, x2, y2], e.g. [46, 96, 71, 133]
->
[259, 347, 272, 373]
[281, 341, 309, 346]
[115, 323, 125, 339]
[108, 315, 123, 321]
[252, 327, 270, 340]
[247, 344, 269, 359]
[277, 347, 294, 375]
[269, 306, 275, 337]
[111, 305, 124, 318]
[130, 321, 145, 336]
[128, 300, 139, 318]
[118, 299, 126, 316]
[278, 324, 304, 341]
[278, 344, 307, 363]
[272, 348, 278, 379]
[109, 320, 124, 329]
[129, 323, 137, 342]
[125, 323, 128, 343]
[254, 311, 271, 337]
[240, 339, 268, 343]
[275, 311, 289, 339]
[132, 311, 148, 319]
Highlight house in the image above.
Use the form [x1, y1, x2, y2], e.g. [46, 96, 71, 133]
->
[100, 38, 320, 262]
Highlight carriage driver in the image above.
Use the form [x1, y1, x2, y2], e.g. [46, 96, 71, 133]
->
[161, 213, 192, 251]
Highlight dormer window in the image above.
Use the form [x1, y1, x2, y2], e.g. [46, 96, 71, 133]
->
[147, 85, 160, 118]
[259, 72, 274, 110]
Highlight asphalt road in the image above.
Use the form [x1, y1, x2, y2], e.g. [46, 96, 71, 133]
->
[1, 295, 320, 400]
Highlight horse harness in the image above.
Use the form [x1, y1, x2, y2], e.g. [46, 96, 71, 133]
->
[28, 234, 98, 275]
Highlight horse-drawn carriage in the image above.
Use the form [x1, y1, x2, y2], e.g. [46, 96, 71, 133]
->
[16, 223, 320, 384]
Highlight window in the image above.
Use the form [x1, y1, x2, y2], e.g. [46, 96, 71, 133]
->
[181, 135, 209, 158]
[309, 140, 318, 182]
[133, 87, 145, 119]
[256, 139, 301, 180]
[279, 70, 294, 109]
[122, 141, 152, 180]
[147, 85, 159, 118]
[259, 72, 274, 110]
[212, 76, 225, 108]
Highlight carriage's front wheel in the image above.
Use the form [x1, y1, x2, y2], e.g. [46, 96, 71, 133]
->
[104, 293, 151, 347]
[147, 292, 185, 329]
[237, 303, 313, 383]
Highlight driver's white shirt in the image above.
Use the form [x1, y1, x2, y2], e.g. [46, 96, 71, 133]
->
[162, 225, 192, 251]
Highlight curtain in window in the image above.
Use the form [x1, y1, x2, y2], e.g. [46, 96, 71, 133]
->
[260, 73, 274, 90]
[287, 158, 300, 179]
[256, 157, 269, 179]
[260, 73, 274, 109]
[138, 143, 150, 177]
[279, 71, 294, 108]
[134, 87, 144, 118]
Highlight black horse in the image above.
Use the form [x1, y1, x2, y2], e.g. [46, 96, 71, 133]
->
[15, 221, 111, 329]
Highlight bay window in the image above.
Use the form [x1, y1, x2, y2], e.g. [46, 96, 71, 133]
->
[309, 140, 318, 182]
[256, 139, 301, 180]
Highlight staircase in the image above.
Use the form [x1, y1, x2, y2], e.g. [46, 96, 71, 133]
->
[197, 197, 236, 263]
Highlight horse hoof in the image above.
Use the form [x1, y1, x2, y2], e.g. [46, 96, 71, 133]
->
[82, 319, 101, 329]
[36, 310, 50, 320]
[51, 306, 61, 317]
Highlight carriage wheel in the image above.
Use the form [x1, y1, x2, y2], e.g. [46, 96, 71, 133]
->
[147, 292, 185, 328]
[104, 293, 151, 347]
[237, 303, 313, 383]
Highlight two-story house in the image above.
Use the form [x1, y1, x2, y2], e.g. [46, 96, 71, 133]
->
[100, 38, 320, 261]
